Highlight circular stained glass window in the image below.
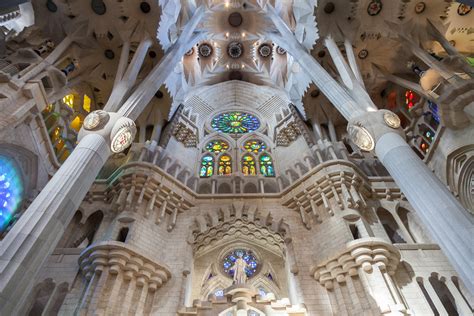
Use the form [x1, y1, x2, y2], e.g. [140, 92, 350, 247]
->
[222, 249, 258, 278]
[244, 140, 266, 153]
[211, 112, 260, 134]
[206, 140, 229, 153]
[0, 156, 23, 231]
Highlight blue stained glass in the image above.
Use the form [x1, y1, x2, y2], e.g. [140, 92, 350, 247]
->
[223, 249, 258, 278]
[211, 112, 260, 134]
[428, 101, 440, 123]
[0, 156, 23, 232]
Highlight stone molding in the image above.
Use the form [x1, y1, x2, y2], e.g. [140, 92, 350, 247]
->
[78, 241, 172, 291]
[193, 218, 286, 258]
[310, 238, 401, 289]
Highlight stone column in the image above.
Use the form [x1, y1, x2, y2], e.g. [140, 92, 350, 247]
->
[265, 2, 474, 292]
[0, 133, 110, 315]
[375, 132, 474, 293]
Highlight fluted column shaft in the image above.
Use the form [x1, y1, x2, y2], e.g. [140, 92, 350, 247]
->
[376, 133, 474, 293]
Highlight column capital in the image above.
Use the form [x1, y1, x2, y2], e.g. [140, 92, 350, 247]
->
[347, 110, 405, 152]
[78, 110, 137, 154]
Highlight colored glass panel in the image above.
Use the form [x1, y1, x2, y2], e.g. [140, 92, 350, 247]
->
[242, 154, 256, 175]
[218, 154, 232, 175]
[206, 140, 229, 153]
[200, 155, 214, 177]
[259, 154, 275, 177]
[405, 90, 419, 110]
[83, 94, 91, 112]
[222, 249, 258, 278]
[244, 140, 266, 153]
[0, 156, 23, 232]
[211, 112, 260, 134]
[62, 94, 74, 108]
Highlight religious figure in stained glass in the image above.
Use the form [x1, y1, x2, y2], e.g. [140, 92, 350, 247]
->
[244, 140, 266, 153]
[0, 156, 23, 232]
[242, 154, 256, 175]
[206, 140, 229, 154]
[259, 154, 275, 177]
[200, 155, 214, 177]
[223, 249, 258, 282]
[211, 112, 260, 134]
[218, 154, 232, 175]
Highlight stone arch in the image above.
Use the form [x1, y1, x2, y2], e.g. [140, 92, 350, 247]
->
[198, 182, 212, 194]
[217, 182, 232, 194]
[376, 207, 406, 244]
[243, 182, 258, 193]
[26, 278, 56, 316]
[57, 210, 103, 248]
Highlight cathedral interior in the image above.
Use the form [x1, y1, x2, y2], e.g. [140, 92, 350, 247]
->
[0, 0, 473, 315]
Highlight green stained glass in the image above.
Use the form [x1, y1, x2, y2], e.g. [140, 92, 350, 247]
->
[259, 153, 275, 177]
[211, 112, 260, 134]
[244, 140, 266, 153]
[206, 140, 229, 153]
[200, 155, 214, 177]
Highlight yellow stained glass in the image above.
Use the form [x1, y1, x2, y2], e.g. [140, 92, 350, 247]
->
[218, 154, 232, 175]
[62, 94, 74, 108]
[83, 94, 91, 112]
[70, 115, 83, 132]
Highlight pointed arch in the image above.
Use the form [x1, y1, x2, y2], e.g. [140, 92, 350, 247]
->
[242, 154, 256, 175]
[259, 153, 275, 177]
[200, 154, 214, 177]
[218, 154, 232, 175]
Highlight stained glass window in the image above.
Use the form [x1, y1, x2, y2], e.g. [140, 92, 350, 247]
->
[206, 140, 229, 154]
[218, 154, 232, 176]
[242, 154, 256, 176]
[200, 155, 214, 177]
[244, 140, 266, 153]
[214, 289, 224, 297]
[405, 90, 419, 110]
[259, 154, 275, 177]
[222, 249, 258, 278]
[211, 112, 260, 134]
[0, 156, 23, 232]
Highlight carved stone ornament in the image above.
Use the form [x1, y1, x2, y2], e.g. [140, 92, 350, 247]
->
[110, 117, 137, 153]
[383, 111, 401, 129]
[347, 124, 375, 151]
[414, 2, 426, 14]
[83, 110, 109, 130]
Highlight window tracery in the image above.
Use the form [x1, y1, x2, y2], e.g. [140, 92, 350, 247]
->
[200, 155, 214, 178]
[222, 249, 258, 279]
[259, 154, 275, 177]
[218, 154, 232, 176]
[244, 140, 266, 154]
[242, 154, 257, 176]
[206, 140, 229, 154]
[211, 112, 260, 134]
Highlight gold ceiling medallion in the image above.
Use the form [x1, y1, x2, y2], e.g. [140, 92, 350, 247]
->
[348, 125, 374, 151]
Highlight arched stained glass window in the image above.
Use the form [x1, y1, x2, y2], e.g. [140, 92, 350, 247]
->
[244, 140, 266, 153]
[200, 155, 214, 178]
[242, 154, 256, 176]
[211, 112, 260, 134]
[206, 140, 229, 154]
[0, 156, 23, 232]
[223, 249, 258, 278]
[218, 154, 232, 176]
[259, 154, 275, 177]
